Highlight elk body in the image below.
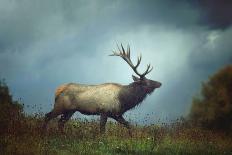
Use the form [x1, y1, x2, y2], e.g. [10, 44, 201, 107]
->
[43, 45, 161, 134]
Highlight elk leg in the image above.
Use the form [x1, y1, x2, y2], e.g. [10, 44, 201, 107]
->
[42, 110, 59, 131]
[100, 114, 108, 134]
[114, 115, 132, 136]
[58, 110, 75, 133]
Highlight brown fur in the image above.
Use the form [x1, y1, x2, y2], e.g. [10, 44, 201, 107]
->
[43, 80, 161, 134]
[55, 84, 68, 98]
[118, 82, 150, 114]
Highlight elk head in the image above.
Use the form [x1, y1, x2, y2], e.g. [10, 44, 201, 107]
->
[110, 44, 161, 94]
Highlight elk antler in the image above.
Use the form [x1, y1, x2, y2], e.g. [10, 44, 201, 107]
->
[110, 44, 153, 78]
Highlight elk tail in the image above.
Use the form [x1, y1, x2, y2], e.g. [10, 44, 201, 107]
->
[55, 84, 68, 102]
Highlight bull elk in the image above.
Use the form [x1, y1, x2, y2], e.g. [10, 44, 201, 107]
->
[43, 44, 161, 134]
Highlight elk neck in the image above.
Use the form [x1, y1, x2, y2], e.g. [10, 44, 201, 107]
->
[118, 82, 149, 113]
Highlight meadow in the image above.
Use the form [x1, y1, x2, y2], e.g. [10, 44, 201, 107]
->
[1, 75, 232, 155]
[1, 114, 232, 155]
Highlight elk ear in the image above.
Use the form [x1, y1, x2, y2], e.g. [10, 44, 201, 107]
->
[132, 75, 140, 81]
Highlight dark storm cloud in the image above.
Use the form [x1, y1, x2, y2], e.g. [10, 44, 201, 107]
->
[0, 0, 200, 54]
[191, 0, 232, 29]
[0, 0, 231, 123]
[106, 0, 199, 29]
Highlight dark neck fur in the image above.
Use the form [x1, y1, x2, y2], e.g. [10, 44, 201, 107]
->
[118, 82, 149, 114]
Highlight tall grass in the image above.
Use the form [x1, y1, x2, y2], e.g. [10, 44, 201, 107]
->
[1, 114, 232, 155]
[1, 80, 232, 154]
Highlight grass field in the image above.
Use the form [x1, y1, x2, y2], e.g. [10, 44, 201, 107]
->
[1, 115, 232, 155]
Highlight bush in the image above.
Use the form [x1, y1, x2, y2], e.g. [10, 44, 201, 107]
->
[189, 65, 232, 130]
[0, 79, 24, 134]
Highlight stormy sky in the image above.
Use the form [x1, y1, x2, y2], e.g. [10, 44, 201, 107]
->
[0, 0, 232, 124]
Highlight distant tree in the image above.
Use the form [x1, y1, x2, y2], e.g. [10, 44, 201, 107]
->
[189, 65, 232, 130]
[0, 79, 23, 134]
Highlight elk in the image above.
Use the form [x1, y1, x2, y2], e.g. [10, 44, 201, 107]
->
[43, 44, 161, 134]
